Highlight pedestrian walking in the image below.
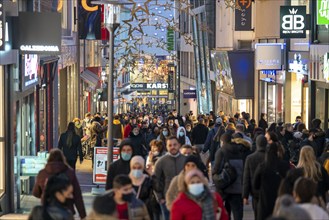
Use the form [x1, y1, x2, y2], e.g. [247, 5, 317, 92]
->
[176, 126, 191, 145]
[153, 136, 185, 220]
[92, 175, 150, 220]
[258, 113, 268, 131]
[29, 174, 74, 220]
[191, 118, 209, 151]
[253, 143, 290, 220]
[171, 169, 229, 220]
[58, 122, 84, 170]
[32, 149, 86, 219]
[242, 135, 267, 219]
[106, 140, 134, 190]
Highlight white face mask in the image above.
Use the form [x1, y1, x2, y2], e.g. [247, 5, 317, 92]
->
[179, 131, 185, 137]
[153, 151, 159, 156]
[188, 183, 204, 196]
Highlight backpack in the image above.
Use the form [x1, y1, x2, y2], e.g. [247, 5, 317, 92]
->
[213, 152, 237, 190]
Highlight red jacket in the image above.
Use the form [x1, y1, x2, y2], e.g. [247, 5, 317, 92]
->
[32, 162, 86, 218]
[171, 192, 229, 220]
[124, 124, 132, 138]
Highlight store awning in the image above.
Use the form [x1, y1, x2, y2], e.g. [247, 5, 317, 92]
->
[80, 69, 99, 88]
[228, 51, 255, 99]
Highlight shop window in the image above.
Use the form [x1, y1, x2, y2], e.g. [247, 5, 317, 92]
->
[0, 67, 4, 197]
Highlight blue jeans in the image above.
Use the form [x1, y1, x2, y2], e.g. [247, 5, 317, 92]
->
[160, 203, 170, 220]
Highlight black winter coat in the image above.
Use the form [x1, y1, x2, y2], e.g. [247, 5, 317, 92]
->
[242, 149, 266, 199]
[253, 160, 290, 220]
[191, 124, 209, 145]
[105, 158, 131, 190]
[128, 133, 148, 157]
[28, 201, 74, 220]
[58, 131, 83, 162]
[258, 118, 268, 131]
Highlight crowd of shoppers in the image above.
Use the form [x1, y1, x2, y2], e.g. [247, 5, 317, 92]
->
[28, 109, 329, 220]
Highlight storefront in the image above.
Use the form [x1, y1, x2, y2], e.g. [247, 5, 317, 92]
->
[309, 45, 329, 130]
[255, 43, 285, 124]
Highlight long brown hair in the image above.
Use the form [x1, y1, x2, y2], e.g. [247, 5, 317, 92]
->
[297, 146, 322, 181]
[47, 148, 68, 166]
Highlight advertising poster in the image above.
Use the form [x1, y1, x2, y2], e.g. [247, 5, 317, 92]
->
[93, 146, 120, 184]
[235, 0, 252, 31]
[78, 0, 101, 40]
[93, 147, 108, 184]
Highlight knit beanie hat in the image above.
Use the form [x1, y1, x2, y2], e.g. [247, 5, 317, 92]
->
[274, 195, 311, 220]
[256, 134, 267, 150]
[184, 155, 201, 168]
[130, 155, 145, 169]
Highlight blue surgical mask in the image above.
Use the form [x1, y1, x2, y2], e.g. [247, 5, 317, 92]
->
[162, 131, 168, 136]
[121, 152, 132, 161]
[131, 169, 143, 179]
[179, 131, 185, 137]
[188, 183, 204, 196]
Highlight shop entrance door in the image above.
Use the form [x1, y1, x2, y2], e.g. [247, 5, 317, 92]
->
[259, 81, 284, 124]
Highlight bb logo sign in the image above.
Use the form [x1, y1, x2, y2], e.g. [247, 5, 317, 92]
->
[280, 6, 306, 38]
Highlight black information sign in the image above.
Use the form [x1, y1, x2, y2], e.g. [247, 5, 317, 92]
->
[280, 6, 307, 38]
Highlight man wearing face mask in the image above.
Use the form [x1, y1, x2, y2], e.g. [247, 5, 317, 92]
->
[153, 136, 186, 220]
[106, 140, 134, 190]
[93, 175, 150, 220]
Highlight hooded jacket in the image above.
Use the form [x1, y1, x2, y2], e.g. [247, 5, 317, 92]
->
[32, 162, 86, 218]
[176, 126, 191, 145]
[242, 135, 267, 199]
[105, 142, 134, 190]
[113, 119, 124, 139]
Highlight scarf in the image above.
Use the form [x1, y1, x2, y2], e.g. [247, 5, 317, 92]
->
[186, 189, 215, 220]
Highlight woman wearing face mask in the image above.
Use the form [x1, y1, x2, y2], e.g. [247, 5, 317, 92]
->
[29, 174, 74, 220]
[32, 149, 86, 219]
[129, 156, 157, 220]
[157, 126, 169, 148]
[177, 126, 191, 146]
[171, 169, 229, 220]
[146, 140, 165, 174]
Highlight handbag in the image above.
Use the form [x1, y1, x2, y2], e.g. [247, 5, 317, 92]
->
[213, 153, 237, 190]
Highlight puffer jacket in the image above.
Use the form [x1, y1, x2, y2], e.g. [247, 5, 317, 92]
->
[232, 137, 252, 165]
[212, 143, 244, 194]
[32, 162, 86, 218]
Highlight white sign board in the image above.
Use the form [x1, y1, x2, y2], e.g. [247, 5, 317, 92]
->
[93, 147, 108, 184]
[255, 43, 283, 70]
[93, 146, 120, 184]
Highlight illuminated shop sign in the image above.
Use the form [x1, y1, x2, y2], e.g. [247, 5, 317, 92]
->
[317, 0, 329, 25]
[13, 12, 61, 55]
[235, 0, 252, 31]
[0, 0, 4, 51]
[20, 45, 60, 52]
[255, 43, 283, 70]
[130, 83, 168, 90]
[280, 6, 306, 38]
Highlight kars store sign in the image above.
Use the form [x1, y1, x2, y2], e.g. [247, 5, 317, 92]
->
[317, 0, 329, 25]
[280, 6, 306, 38]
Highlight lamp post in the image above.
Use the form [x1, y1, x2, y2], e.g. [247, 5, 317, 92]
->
[91, 0, 131, 167]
